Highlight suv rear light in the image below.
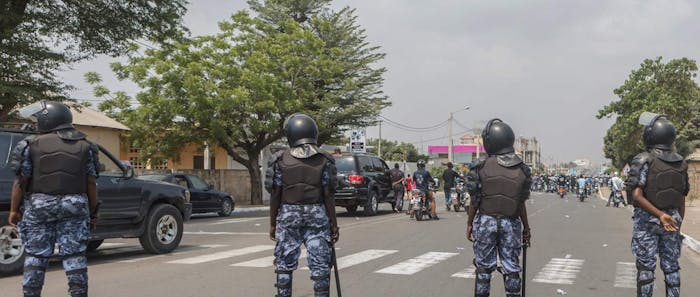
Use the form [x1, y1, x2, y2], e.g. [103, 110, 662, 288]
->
[348, 175, 363, 185]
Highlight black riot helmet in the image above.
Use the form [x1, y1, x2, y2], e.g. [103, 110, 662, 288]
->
[481, 118, 515, 155]
[285, 113, 319, 147]
[642, 115, 676, 150]
[18, 100, 74, 133]
[417, 159, 426, 168]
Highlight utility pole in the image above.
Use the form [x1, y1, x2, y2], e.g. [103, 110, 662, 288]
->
[378, 120, 382, 158]
[448, 112, 454, 163]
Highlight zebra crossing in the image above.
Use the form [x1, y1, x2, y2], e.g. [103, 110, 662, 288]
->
[94, 243, 638, 289]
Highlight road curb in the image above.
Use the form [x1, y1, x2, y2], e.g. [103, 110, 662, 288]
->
[598, 188, 700, 255]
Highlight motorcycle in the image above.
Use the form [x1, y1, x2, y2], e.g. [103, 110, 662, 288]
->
[577, 187, 586, 202]
[410, 189, 433, 221]
[451, 182, 469, 212]
[612, 190, 624, 207]
[558, 186, 566, 198]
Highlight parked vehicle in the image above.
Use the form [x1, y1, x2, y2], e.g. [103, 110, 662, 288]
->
[139, 173, 235, 217]
[409, 189, 433, 221]
[0, 123, 192, 275]
[333, 153, 394, 216]
[451, 181, 469, 212]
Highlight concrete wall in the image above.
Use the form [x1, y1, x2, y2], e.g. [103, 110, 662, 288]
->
[174, 169, 254, 205]
[76, 126, 122, 155]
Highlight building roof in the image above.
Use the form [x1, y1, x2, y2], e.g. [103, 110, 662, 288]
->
[71, 107, 130, 131]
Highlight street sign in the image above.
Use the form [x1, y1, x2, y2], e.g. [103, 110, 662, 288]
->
[350, 128, 366, 153]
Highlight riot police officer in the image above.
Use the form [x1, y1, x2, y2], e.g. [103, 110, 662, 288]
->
[466, 119, 532, 297]
[627, 113, 689, 297]
[266, 113, 339, 297]
[8, 101, 99, 297]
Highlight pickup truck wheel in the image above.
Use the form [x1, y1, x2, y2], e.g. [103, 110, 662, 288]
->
[363, 191, 379, 216]
[0, 225, 24, 275]
[218, 198, 234, 217]
[139, 204, 183, 254]
[345, 205, 358, 214]
[86, 240, 104, 252]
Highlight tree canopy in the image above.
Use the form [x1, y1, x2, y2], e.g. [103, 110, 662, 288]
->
[597, 57, 700, 168]
[0, 0, 188, 120]
[365, 138, 430, 162]
[92, 0, 390, 204]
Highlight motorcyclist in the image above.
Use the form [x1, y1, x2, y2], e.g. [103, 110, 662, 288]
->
[607, 172, 627, 207]
[442, 162, 462, 211]
[576, 175, 587, 197]
[413, 160, 438, 220]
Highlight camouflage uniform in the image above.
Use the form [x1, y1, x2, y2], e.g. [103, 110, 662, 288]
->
[472, 214, 523, 297]
[15, 144, 97, 297]
[629, 162, 685, 297]
[272, 153, 332, 297]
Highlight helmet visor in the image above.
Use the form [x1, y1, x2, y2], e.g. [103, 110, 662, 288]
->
[638, 112, 662, 126]
[17, 101, 46, 122]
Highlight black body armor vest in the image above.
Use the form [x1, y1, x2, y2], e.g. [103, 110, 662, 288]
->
[280, 150, 328, 204]
[644, 157, 687, 210]
[478, 157, 526, 217]
[29, 133, 90, 195]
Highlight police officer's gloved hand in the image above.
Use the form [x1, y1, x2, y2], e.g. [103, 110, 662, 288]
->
[331, 226, 340, 243]
[522, 228, 531, 248]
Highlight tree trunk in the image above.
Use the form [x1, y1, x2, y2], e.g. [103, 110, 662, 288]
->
[246, 150, 263, 205]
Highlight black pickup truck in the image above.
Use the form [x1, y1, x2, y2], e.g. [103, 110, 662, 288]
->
[0, 124, 193, 274]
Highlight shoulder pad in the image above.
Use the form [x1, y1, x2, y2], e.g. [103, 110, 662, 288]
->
[56, 128, 87, 140]
[469, 157, 486, 169]
[630, 152, 652, 169]
[520, 164, 532, 177]
[9, 136, 33, 174]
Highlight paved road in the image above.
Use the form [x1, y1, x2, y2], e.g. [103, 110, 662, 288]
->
[3, 192, 700, 296]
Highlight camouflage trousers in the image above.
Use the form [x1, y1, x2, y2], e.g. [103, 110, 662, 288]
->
[473, 214, 523, 297]
[631, 208, 682, 297]
[274, 204, 332, 297]
[18, 194, 90, 297]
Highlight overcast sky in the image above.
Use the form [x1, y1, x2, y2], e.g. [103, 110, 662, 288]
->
[59, 0, 700, 164]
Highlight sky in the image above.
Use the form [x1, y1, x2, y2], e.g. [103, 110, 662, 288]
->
[59, 0, 700, 165]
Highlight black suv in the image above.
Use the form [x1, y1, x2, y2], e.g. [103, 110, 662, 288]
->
[333, 153, 394, 216]
[0, 124, 193, 274]
[139, 173, 235, 217]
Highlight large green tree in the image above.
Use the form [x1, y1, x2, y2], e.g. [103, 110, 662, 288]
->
[597, 57, 700, 168]
[93, 0, 389, 204]
[0, 0, 187, 120]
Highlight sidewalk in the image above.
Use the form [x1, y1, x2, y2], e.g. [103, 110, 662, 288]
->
[599, 187, 700, 254]
[234, 204, 269, 213]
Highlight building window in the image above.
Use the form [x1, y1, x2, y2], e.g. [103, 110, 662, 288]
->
[193, 156, 216, 170]
[152, 159, 168, 170]
[129, 144, 140, 153]
[129, 157, 145, 170]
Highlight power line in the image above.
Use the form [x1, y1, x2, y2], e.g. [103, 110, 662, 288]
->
[378, 115, 448, 132]
[408, 128, 474, 145]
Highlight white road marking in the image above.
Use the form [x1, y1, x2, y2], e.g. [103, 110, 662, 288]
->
[532, 258, 584, 285]
[208, 218, 266, 225]
[614, 262, 636, 288]
[119, 245, 229, 263]
[231, 249, 308, 268]
[183, 231, 267, 235]
[375, 252, 458, 275]
[331, 249, 396, 270]
[451, 265, 476, 278]
[167, 245, 274, 264]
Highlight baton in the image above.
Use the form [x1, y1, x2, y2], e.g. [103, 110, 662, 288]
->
[331, 242, 342, 297]
[522, 245, 527, 297]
